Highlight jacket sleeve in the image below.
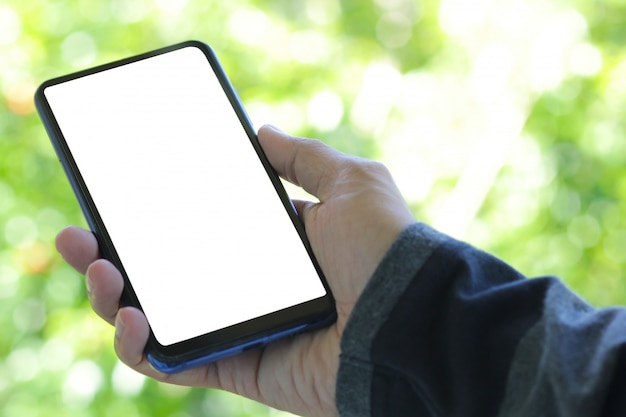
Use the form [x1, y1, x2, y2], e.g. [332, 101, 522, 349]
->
[336, 223, 626, 417]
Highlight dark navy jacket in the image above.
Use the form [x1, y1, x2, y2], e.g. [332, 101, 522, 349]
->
[337, 223, 626, 416]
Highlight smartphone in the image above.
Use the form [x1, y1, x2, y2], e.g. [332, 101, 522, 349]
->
[35, 41, 336, 373]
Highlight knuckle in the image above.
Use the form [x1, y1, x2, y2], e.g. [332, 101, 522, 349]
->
[343, 157, 391, 181]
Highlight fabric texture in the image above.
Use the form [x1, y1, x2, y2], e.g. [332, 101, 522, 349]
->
[336, 223, 626, 417]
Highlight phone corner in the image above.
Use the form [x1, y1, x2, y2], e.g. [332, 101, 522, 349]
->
[33, 82, 50, 113]
[146, 352, 179, 374]
[180, 39, 212, 53]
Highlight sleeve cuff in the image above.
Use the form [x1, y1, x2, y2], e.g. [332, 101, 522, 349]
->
[336, 222, 446, 416]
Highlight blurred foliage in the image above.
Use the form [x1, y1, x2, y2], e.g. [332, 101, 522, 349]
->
[0, 0, 625, 416]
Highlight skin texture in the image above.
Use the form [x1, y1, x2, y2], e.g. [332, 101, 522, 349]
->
[56, 125, 415, 417]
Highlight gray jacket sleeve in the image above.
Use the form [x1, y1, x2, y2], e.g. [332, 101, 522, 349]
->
[336, 223, 626, 417]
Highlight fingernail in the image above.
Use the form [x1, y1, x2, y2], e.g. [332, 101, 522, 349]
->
[86, 275, 93, 298]
[115, 314, 125, 340]
[265, 124, 283, 133]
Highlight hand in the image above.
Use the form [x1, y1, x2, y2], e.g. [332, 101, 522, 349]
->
[56, 125, 415, 417]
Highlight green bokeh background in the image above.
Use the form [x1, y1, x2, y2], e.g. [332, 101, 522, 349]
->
[1, 0, 625, 416]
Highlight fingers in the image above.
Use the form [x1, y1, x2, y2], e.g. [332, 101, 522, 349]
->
[86, 259, 125, 325]
[114, 307, 151, 368]
[257, 125, 345, 201]
[56, 226, 99, 275]
[112, 307, 169, 381]
[112, 307, 224, 388]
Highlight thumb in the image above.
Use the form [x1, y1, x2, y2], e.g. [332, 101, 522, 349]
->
[257, 125, 344, 200]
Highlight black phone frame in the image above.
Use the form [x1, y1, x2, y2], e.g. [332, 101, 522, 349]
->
[35, 40, 336, 372]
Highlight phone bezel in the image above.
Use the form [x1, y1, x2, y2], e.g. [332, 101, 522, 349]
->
[35, 40, 336, 371]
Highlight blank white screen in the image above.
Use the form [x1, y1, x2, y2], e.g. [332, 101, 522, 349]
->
[44, 46, 327, 346]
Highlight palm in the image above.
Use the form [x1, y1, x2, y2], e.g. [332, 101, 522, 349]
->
[122, 294, 345, 417]
[183, 325, 341, 417]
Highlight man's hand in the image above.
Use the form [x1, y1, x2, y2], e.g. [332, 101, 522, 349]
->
[56, 125, 415, 417]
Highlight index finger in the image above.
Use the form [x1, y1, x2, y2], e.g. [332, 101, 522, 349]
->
[56, 226, 100, 275]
